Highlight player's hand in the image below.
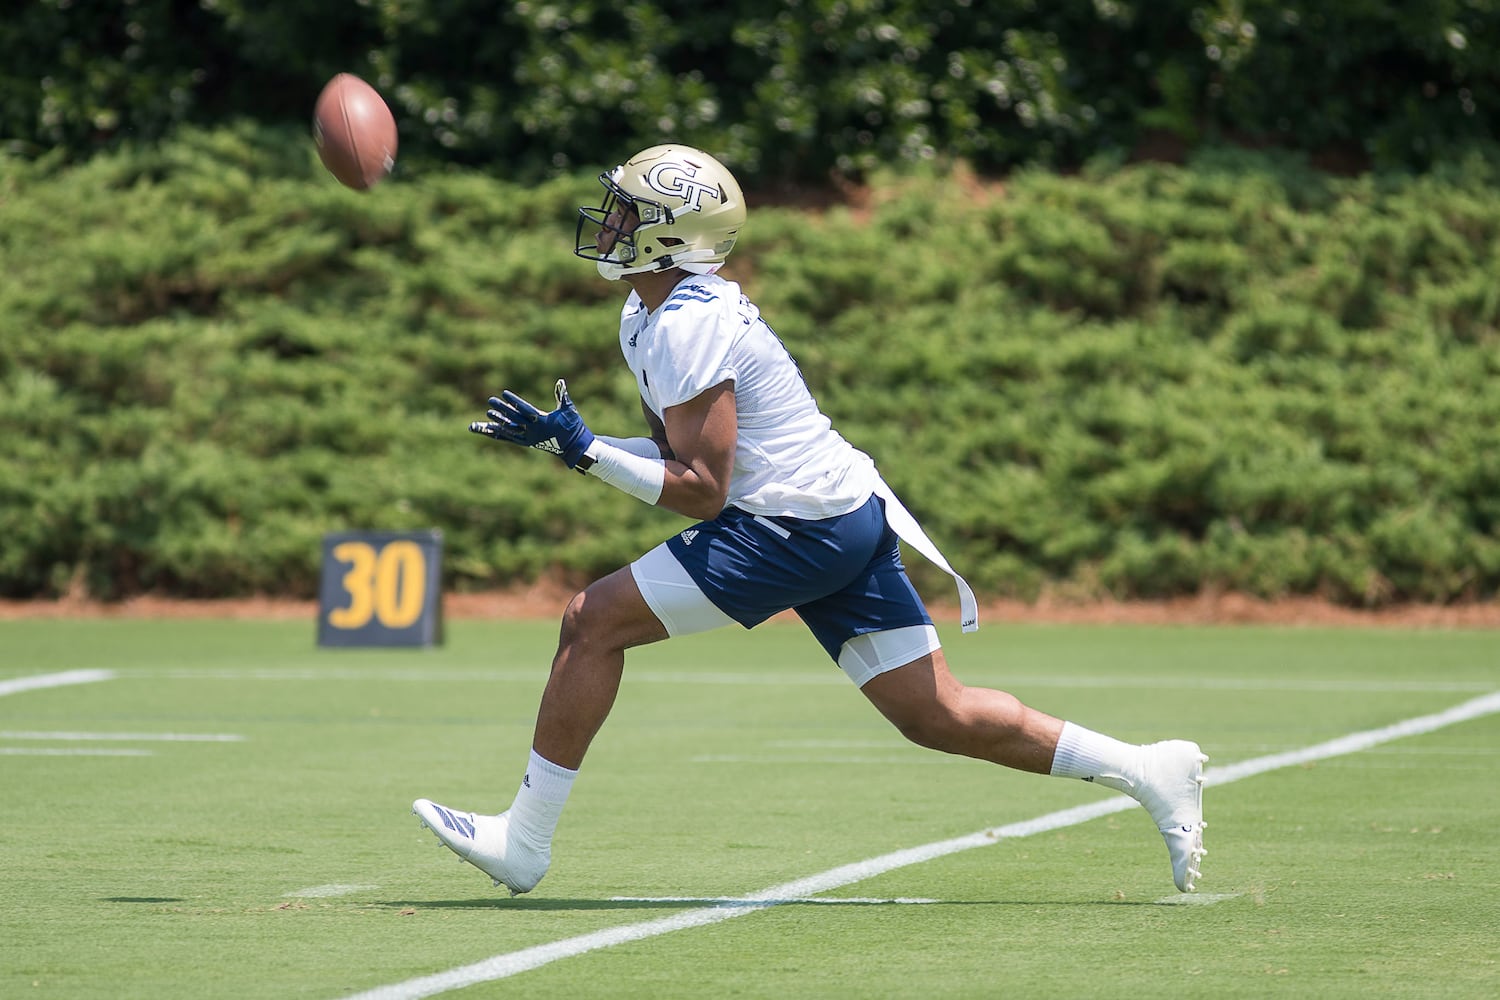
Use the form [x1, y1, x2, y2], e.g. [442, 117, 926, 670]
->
[469, 379, 596, 470]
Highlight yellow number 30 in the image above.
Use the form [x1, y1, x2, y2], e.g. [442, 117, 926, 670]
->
[328, 540, 427, 629]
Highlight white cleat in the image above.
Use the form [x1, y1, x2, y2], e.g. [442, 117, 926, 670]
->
[1131, 741, 1208, 892]
[412, 798, 550, 896]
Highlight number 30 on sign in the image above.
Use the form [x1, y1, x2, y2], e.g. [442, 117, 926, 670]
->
[317, 531, 443, 647]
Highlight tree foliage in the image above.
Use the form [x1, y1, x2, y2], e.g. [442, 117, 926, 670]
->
[3, 1, 1497, 183]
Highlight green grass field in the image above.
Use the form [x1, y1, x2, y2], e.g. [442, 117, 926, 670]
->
[2, 617, 1497, 998]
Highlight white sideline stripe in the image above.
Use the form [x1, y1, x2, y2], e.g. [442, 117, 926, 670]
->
[287, 884, 381, 899]
[345, 689, 1500, 1000]
[1201, 690, 1500, 786]
[0, 669, 115, 697]
[0, 730, 244, 743]
[0, 747, 153, 757]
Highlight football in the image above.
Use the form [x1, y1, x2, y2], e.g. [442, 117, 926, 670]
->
[313, 73, 397, 191]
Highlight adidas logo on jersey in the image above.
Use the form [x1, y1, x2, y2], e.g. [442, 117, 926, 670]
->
[680, 529, 699, 546]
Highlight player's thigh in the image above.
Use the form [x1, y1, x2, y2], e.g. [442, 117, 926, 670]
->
[856, 644, 965, 730]
[628, 541, 737, 638]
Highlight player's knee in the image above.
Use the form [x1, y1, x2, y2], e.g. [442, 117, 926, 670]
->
[887, 705, 966, 753]
[557, 589, 599, 649]
[555, 572, 664, 655]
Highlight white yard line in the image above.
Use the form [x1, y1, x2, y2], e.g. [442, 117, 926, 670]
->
[0, 669, 115, 697]
[0, 730, 244, 742]
[0, 673, 236, 756]
[344, 688, 1500, 1000]
[0, 747, 152, 757]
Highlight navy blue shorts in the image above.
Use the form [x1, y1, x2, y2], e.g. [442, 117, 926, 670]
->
[664, 494, 933, 661]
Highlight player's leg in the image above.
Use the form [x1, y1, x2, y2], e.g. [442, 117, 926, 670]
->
[532, 564, 674, 769]
[415, 545, 736, 894]
[853, 642, 1206, 890]
[854, 642, 1064, 772]
[803, 516, 1209, 893]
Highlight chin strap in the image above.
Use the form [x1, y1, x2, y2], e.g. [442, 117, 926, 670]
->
[597, 250, 725, 281]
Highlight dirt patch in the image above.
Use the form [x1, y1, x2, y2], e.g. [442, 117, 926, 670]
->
[0, 587, 1495, 628]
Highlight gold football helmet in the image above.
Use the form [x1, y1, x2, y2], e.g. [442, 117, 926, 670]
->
[575, 144, 746, 280]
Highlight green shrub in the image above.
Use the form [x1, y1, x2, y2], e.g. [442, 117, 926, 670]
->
[1, 134, 1497, 604]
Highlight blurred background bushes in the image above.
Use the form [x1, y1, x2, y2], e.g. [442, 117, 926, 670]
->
[1, 133, 1495, 604]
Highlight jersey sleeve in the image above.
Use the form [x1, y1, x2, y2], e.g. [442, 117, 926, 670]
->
[643, 282, 739, 410]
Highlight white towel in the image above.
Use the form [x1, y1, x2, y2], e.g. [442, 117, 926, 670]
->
[873, 478, 979, 633]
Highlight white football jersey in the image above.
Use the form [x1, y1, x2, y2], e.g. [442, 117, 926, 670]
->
[618, 274, 878, 518]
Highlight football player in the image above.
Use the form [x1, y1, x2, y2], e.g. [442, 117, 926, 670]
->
[414, 145, 1207, 895]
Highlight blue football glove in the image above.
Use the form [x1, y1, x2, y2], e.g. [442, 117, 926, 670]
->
[470, 379, 596, 470]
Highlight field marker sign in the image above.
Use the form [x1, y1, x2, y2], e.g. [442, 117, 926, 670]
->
[318, 531, 444, 648]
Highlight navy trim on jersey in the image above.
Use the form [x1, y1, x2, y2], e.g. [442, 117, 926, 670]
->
[665, 495, 933, 661]
[662, 286, 718, 312]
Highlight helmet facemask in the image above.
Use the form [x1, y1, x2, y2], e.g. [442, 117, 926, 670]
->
[574, 172, 670, 278]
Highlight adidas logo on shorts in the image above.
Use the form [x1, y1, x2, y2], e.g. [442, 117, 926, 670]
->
[680, 528, 699, 545]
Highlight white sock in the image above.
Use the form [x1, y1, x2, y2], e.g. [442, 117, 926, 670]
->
[507, 749, 578, 847]
[1049, 721, 1143, 795]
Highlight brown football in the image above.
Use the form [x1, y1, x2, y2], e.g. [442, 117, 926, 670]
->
[313, 73, 397, 191]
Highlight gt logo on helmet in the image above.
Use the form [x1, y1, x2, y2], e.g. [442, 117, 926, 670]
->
[645, 162, 721, 212]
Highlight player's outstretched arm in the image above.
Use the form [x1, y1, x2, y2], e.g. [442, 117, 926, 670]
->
[469, 378, 735, 519]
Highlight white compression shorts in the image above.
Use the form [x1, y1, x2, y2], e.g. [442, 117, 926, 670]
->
[630, 542, 941, 688]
